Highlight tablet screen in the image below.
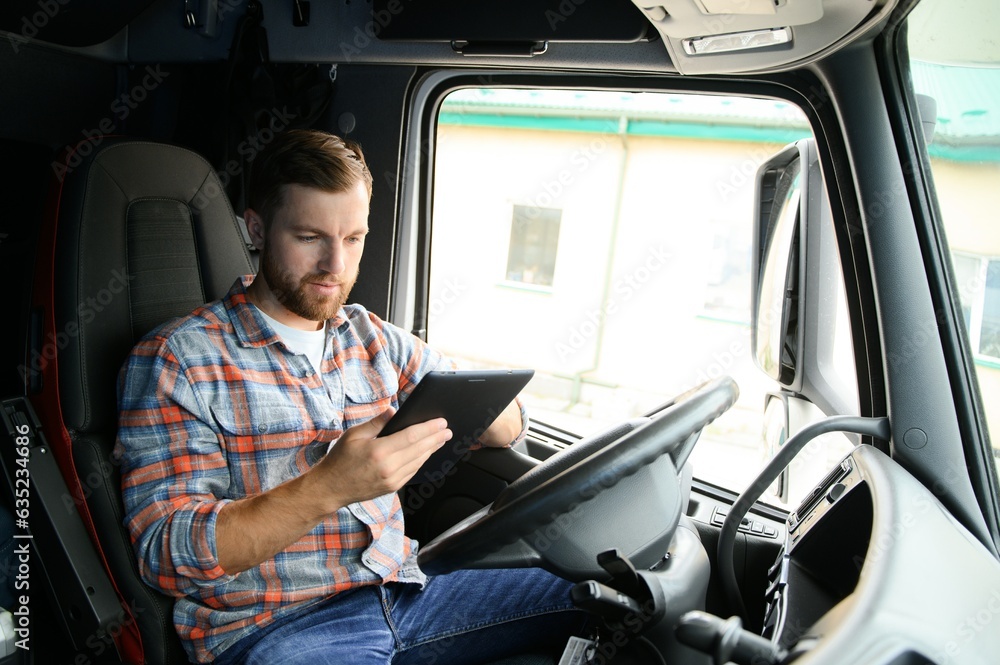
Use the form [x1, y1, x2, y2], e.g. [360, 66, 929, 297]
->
[379, 369, 534, 485]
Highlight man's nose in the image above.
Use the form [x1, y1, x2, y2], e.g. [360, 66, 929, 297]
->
[318, 245, 345, 276]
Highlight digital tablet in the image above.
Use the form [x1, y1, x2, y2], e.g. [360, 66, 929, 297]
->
[379, 369, 534, 485]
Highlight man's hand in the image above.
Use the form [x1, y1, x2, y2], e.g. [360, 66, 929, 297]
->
[478, 399, 524, 448]
[216, 413, 452, 574]
[316, 412, 453, 508]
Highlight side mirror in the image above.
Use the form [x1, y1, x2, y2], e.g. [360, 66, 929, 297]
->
[762, 391, 857, 507]
[750, 139, 818, 390]
[753, 139, 861, 506]
[761, 392, 791, 502]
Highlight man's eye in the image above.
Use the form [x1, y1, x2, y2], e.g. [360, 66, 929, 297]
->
[347, 236, 364, 245]
[298, 235, 319, 243]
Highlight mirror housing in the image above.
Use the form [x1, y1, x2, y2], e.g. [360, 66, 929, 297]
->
[751, 139, 819, 390]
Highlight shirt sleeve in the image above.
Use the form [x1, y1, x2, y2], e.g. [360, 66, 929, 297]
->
[509, 397, 530, 448]
[114, 336, 237, 598]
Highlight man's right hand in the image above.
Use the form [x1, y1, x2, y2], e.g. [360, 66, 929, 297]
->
[315, 412, 453, 509]
[216, 413, 451, 574]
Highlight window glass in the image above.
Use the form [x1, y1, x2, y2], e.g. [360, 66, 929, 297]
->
[907, 0, 1000, 474]
[428, 88, 852, 506]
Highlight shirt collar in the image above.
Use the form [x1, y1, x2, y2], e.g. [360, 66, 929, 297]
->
[223, 275, 349, 348]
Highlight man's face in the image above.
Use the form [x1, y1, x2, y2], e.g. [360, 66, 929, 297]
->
[247, 183, 369, 330]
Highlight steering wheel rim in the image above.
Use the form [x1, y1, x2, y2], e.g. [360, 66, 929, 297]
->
[417, 376, 740, 578]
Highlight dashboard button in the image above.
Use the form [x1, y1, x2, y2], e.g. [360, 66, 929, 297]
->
[826, 482, 847, 504]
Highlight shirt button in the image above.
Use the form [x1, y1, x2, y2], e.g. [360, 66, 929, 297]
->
[257, 424, 268, 433]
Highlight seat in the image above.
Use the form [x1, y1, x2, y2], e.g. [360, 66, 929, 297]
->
[29, 137, 253, 664]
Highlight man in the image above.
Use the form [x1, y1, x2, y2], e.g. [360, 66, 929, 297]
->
[115, 129, 583, 664]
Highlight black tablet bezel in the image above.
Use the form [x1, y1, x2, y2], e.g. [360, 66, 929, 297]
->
[379, 369, 534, 485]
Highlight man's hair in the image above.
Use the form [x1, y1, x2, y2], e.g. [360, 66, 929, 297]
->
[248, 129, 374, 230]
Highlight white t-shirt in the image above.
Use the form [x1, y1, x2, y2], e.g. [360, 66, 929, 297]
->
[254, 305, 327, 374]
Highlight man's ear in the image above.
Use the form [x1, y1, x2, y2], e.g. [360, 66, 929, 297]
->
[244, 209, 266, 251]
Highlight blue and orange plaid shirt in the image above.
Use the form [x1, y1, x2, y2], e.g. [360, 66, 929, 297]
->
[115, 276, 519, 663]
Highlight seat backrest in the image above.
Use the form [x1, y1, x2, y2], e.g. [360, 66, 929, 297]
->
[29, 137, 253, 664]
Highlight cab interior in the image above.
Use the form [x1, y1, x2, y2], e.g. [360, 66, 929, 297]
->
[1, 1, 999, 664]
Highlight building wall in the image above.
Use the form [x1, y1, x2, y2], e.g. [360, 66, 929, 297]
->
[429, 123, 791, 421]
[429, 122, 999, 445]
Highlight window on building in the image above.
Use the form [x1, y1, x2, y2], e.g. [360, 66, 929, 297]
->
[506, 205, 561, 287]
[953, 253, 1000, 360]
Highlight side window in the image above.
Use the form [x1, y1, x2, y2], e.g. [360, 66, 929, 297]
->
[427, 88, 854, 506]
[907, 0, 1000, 474]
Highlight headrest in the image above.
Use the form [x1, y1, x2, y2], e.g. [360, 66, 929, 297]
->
[50, 138, 253, 434]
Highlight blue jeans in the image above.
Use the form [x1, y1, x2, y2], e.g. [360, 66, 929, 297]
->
[213, 568, 586, 665]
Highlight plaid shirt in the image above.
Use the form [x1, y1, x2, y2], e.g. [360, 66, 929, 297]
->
[115, 276, 513, 663]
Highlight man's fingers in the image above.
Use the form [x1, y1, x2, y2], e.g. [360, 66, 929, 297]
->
[323, 416, 452, 500]
[395, 421, 452, 458]
[394, 432, 453, 484]
[359, 408, 396, 438]
[382, 417, 450, 449]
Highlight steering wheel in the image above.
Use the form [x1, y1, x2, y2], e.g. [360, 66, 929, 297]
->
[417, 376, 739, 581]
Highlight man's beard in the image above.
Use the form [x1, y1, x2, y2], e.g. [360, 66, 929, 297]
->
[259, 247, 356, 322]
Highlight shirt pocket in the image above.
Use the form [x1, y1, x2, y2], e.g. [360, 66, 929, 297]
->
[343, 359, 398, 427]
[210, 402, 305, 438]
[210, 403, 325, 493]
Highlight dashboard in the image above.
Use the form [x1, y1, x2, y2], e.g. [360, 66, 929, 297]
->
[766, 445, 1000, 664]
